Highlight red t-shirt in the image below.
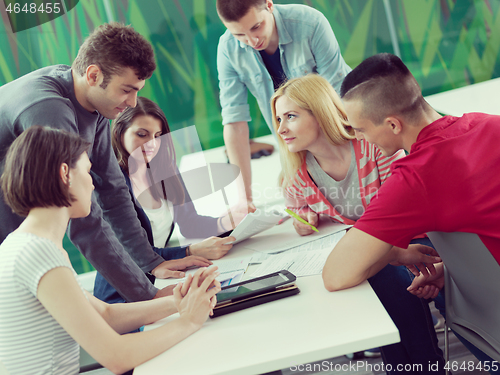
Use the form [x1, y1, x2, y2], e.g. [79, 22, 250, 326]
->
[354, 113, 500, 265]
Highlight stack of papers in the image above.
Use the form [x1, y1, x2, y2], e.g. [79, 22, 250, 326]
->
[162, 218, 349, 290]
[250, 230, 346, 277]
[251, 248, 332, 278]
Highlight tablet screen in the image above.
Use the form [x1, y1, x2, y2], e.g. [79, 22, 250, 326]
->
[216, 273, 289, 303]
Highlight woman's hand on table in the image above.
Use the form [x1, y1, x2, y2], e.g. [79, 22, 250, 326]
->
[153, 263, 220, 299]
[189, 236, 235, 260]
[174, 267, 221, 323]
[151, 257, 212, 279]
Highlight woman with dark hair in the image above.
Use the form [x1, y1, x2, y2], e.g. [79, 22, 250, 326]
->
[94, 97, 238, 304]
[0, 126, 220, 375]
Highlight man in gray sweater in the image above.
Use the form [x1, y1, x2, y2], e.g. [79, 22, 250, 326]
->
[0, 23, 207, 302]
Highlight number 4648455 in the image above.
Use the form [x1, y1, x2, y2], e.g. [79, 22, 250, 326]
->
[6, 2, 61, 14]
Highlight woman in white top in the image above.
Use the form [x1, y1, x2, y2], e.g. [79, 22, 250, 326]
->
[112, 97, 239, 258]
[94, 97, 245, 305]
[0, 126, 220, 375]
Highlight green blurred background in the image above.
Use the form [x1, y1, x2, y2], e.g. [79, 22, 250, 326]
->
[1, 0, 499, 274]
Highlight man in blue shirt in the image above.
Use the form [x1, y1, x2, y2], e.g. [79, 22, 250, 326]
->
[216, 0, 351, 205]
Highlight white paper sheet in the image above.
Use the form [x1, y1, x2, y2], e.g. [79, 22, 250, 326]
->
[219, 271, 244, 288]
[251, 248, 330, 278]
[228, 208, 284, 245]
[239, 219, 351, 254]
[250, 230, 346, 277]
[285, 231, 346, 254]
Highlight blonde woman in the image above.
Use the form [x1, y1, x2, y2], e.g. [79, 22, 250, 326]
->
[272, 74, 404, 233]
[271, 74, 446, 373]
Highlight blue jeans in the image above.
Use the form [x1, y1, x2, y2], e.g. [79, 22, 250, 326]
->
[368, 238, 445, 374]
[433, 293, 500, 374]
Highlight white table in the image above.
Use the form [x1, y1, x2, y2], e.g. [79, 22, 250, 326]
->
[424, 77, 500, 116]
[135, 231, 400, 375]
[133, 136, 400, 375]
[135, 275, 398, 375]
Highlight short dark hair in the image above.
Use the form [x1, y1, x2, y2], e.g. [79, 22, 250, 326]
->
[111, 97, 184, 205]
[1, 126, 91, 217]
[216, 0, 267, 22]
[341, 53, 425, 124]
[72, 22, 156, 88]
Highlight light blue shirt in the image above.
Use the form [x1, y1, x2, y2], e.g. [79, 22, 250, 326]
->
[217, 4, 352, 132]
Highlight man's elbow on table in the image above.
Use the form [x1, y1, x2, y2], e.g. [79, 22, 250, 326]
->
[322, 267, 365, 292]
[322, 274, 345, 292]
[321, 228, 385, 292]
[321, 243, 365, 292]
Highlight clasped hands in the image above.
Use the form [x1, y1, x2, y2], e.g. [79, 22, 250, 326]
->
[152, 256, 214, 298]
[155, 266, 221, 323]
[174, 267, 221, 321]
[390, 244, 444, 300]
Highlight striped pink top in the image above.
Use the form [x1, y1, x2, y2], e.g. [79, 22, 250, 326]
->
[285, 139, 405, 225]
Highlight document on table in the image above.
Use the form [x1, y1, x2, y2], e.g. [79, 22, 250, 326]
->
[250, 230, 346, 277]
[285, 230, 346, 253]
[219, 271, 244, 288]
[248, 230, 346, 264]
[251, 248, 331, 278]
[240, 219, 351, 254]
[228, 208, 284, 245]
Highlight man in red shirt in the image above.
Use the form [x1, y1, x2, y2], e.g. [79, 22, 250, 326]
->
[322, 52, 500, 367]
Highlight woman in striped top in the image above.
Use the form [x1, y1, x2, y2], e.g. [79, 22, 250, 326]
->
[271, 75, 446, 373]
[272, 74, 405, 231]
[0, 126, 220, 375]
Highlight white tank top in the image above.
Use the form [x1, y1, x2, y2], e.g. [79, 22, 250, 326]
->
[142, 199, 174, 248]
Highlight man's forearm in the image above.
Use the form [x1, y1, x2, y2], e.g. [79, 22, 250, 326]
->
[322, 228, 394, 291]
[69, 198, 159, 302]
[223, 122, 252, 202]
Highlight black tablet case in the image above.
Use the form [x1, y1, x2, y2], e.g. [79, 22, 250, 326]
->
[210, 284, 300, 318]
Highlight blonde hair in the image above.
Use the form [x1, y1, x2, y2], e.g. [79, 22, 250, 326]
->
[270, 74, 355, 190]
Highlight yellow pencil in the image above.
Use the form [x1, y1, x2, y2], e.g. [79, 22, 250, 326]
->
[284, 209, 319, 232]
